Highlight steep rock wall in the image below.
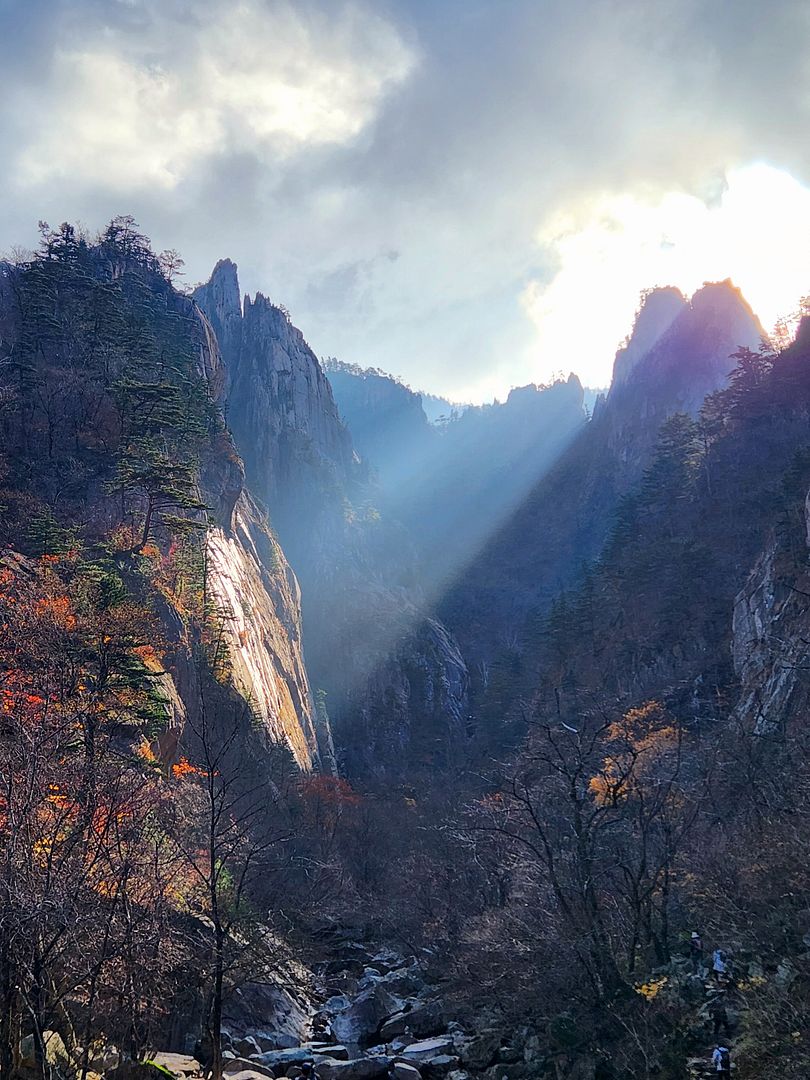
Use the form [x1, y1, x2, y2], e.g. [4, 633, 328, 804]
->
[732, 494, 810, 734]
[194, 264, 469, 773]
[185, 294, 330, 769]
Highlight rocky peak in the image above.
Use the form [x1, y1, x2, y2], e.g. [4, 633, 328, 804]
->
[612, 286, 686, 387]
[194, 265, 354, 519]
[193, 259, 243, 384]
[607, 279, 765, 436]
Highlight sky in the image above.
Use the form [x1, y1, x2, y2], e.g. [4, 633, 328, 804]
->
[2, 1, 810, 402]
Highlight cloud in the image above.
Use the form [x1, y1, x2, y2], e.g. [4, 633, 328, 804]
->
[1, 0, 810, 400]
[9, 1, 414, 189]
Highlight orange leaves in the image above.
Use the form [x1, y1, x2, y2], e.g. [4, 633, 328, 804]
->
[34, 593, 76, 629]
[171, 756, 209, 781]
[300, 774, 363, 808]
[589, 700, 681, 807]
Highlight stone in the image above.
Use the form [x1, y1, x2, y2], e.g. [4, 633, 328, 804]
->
[497, 1049, 520, 1065]
[776, 961, 797, 988]
[391, 1063, 422, 1080]
[316, 1056, 392, 1080]
[314, 1047, 350, 1061]
[521, 1036, 542, 1065]
[421, 1056, 459, 1079]
[150, 1053, 205, 1077]
[20, 1031, 71, 1071]
[228, 1072, 280, 1080]
[235, 1038, 263, 1058]
[324, 996, 352, 1014]
[357, 968, 384, 990]
[331, 986, 398, 1047]
[399, 1039, 455, 1063]
[392, 1004, 445, 1041]
[256, 1049, 315, 1070]
[457, 1033, 500, 1071]
[484, 1066, 525, 1080]
[380, 1014, 412, 1042]
[224, 1058, 276, 1079]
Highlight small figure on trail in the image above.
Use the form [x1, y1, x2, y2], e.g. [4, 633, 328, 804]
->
[709, 996, 731, 1036]
[301, 1062, 320, 1080]
[690, 931, 703, 974]
[712, 948, 728, 984]
[194, 1031, 213, 1078]
[712, 1044, 731, 1076]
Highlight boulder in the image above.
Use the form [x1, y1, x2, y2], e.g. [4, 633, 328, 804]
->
[149, 1053, 204, 1077]
[380, 971, 423, 997]
[256, 1049, 314, 1070]
[72, 1042, 120, 1073]
[383, 1003, 445, 1043]
[357, 968, 384, 990]
[324, 996, 352, 1014]
[497, 1048, 520, 1065]
[228, 1072, 280, 1080]
[391, 1063, 422, 1080]
[331, 986, 398, 1047]
[776, 961, 798, 988]
[380, 1014, 412, 1042]
[484, 1066, 525, 1080]
[314, 1047, 350, 1061]
[235, 1038, 263, 1059]
[399, 1039, 455, 1064]
[20, 1031, 72, 1072]
[421, 1056, 459, 1079]
[315, 1056, 392, 1080]
[457, 1033, 500, 1071]
[371, 949, 407, 974]
[224, 1058, 276, 1079]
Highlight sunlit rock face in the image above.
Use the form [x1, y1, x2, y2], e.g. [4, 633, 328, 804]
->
[206, 495, 328, 771]
[191, 303, 330, 770]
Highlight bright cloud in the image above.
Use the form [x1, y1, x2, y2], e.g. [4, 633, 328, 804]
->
[13, 1, 414, 190]
[522, 164, 810, 387]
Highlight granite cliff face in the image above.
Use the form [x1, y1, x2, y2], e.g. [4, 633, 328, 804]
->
[184, 292, 330, 769]
[732, 491, 810, 735]
[195, 263, 354, 533]
[194, 264, 469, 773]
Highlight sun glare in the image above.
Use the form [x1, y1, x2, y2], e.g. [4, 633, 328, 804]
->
[523, 164, 810, 387]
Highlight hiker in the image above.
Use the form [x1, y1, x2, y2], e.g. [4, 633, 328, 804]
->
[301, 1062, 321, 1080]
[194, 1031, 213, 1078]
[690, 931, 703, 974]
[709, 996, 731, 1036]
[712, 1044, 731, 1077]
[712, 948, 728, 984]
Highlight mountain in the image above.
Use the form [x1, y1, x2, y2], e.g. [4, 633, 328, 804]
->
[324, 361, 588, 603]
[194, 263, 469, 774]
[0, 227, 328, 770]
[437, 280, 766, 701]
